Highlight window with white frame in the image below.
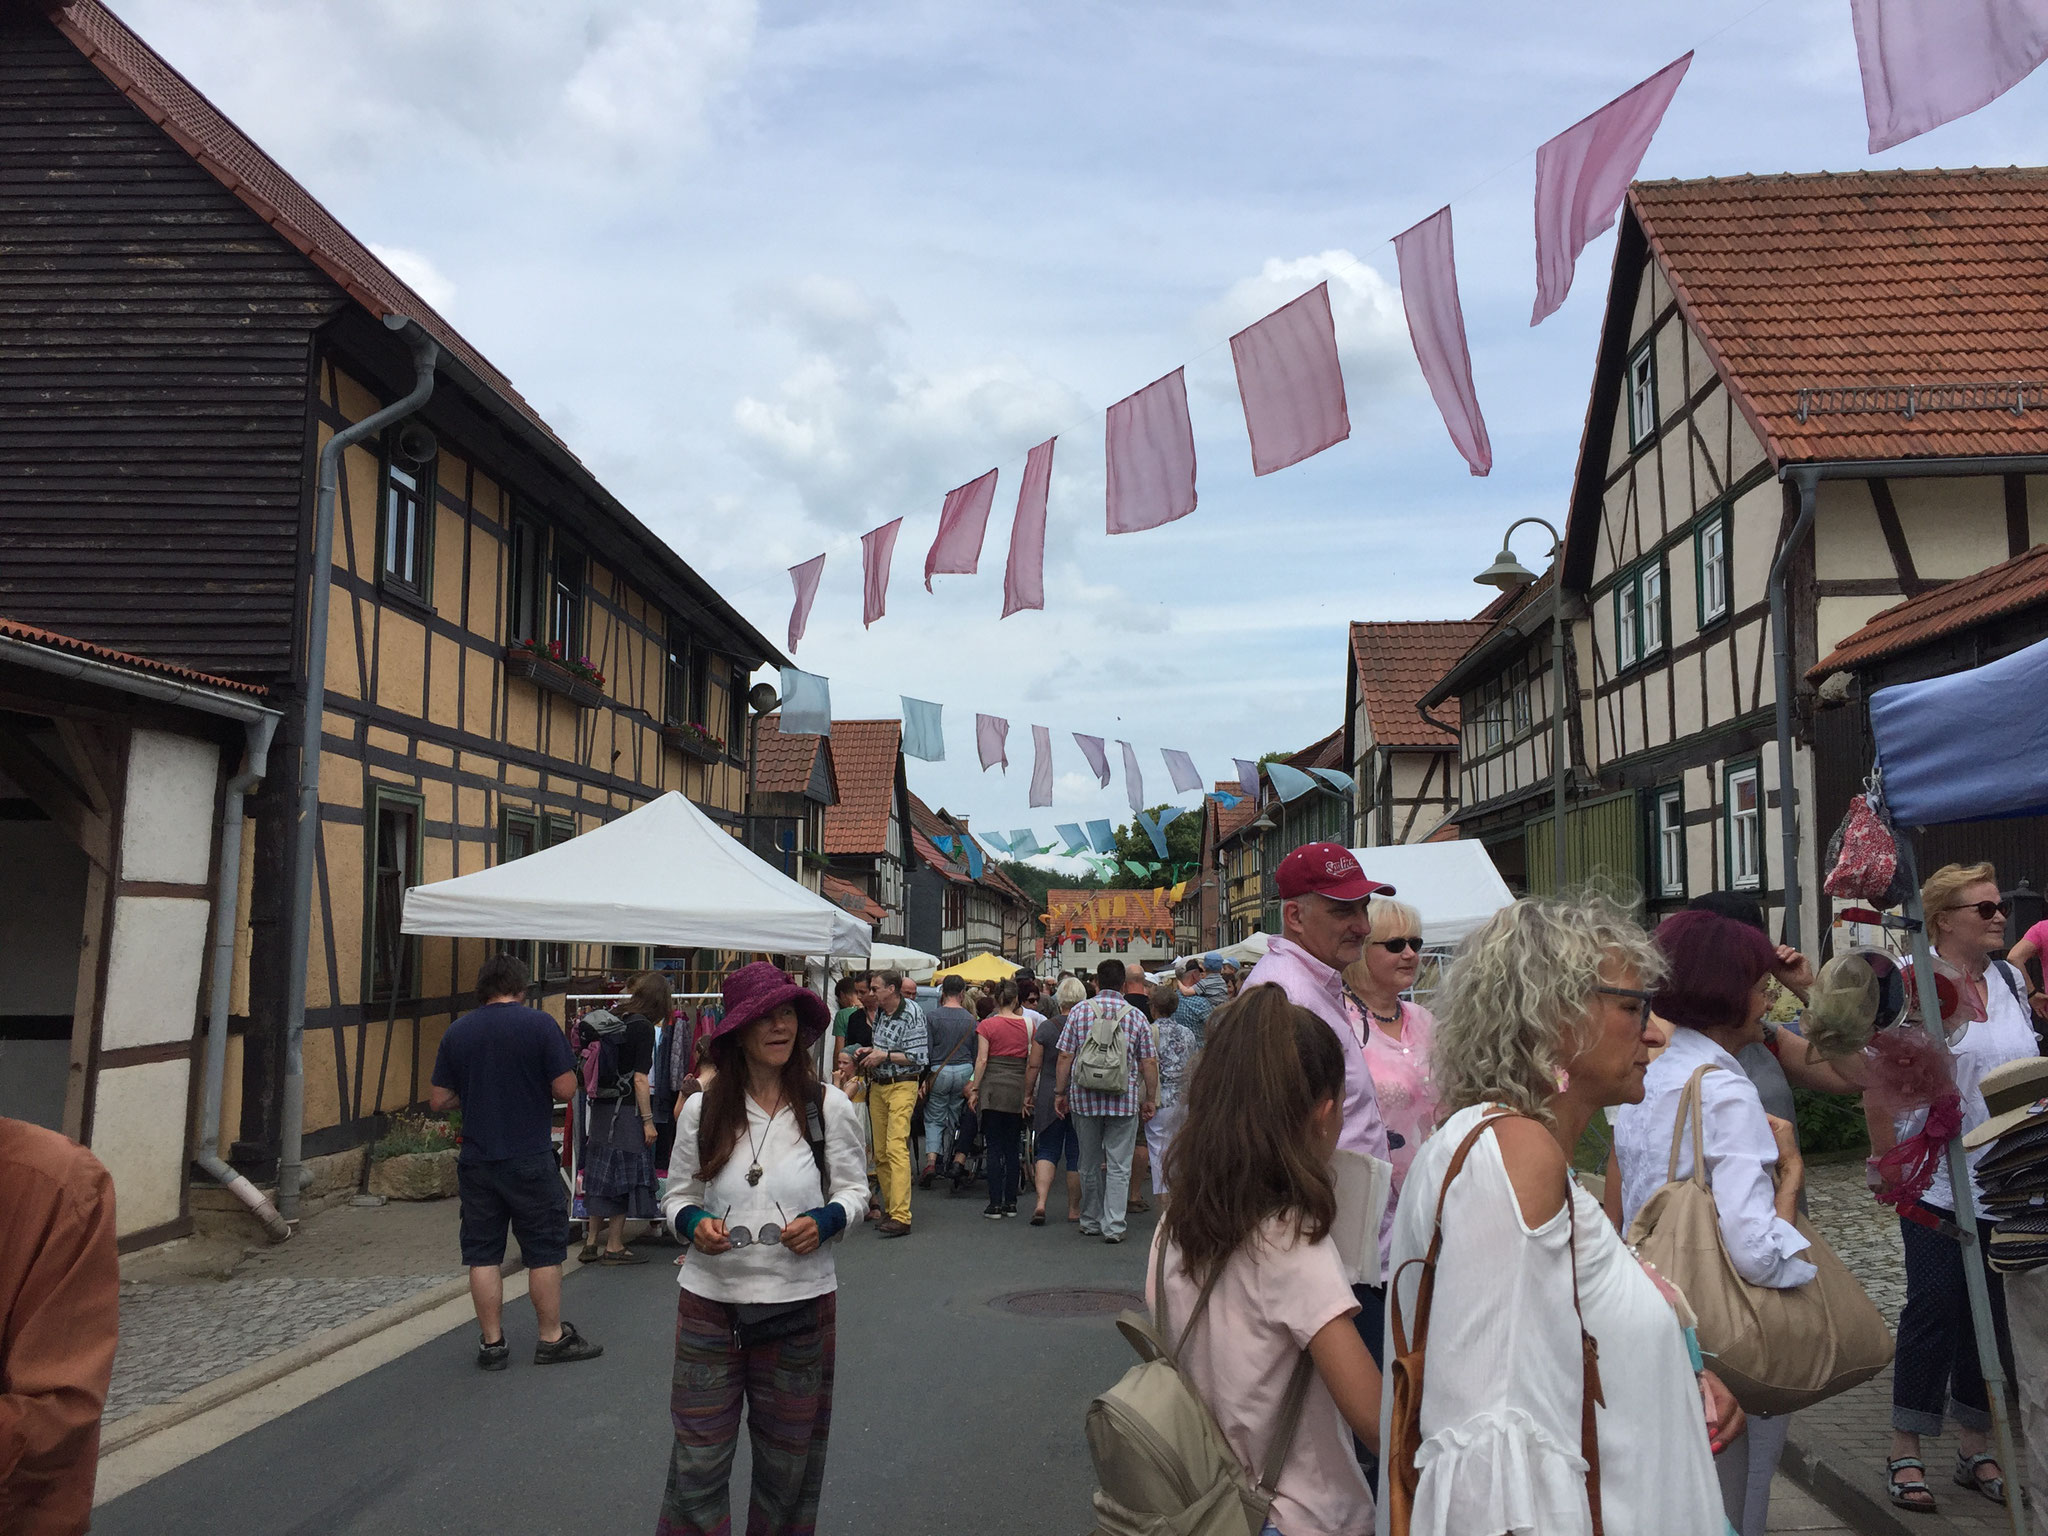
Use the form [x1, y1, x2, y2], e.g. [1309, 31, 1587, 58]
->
[1655, 786, 1685, 898]
[1698, 512, 1730, 626]
[1613, 559, 1666, 670]
[1627, 342, 1657, 446]
[1615, 578, 1640, 670]
[1510, 672, 1532, 737]
[1640, 563, 1665, 657]
[1726, 764, 1762, 890]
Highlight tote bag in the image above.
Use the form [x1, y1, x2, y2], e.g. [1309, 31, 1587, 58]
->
[1625, 1066, 1892, 1416]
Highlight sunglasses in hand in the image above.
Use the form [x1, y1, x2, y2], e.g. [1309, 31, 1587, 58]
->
[719, 1204, 791, 1250]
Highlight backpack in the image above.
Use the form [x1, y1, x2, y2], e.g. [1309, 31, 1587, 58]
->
[577, 1009, 637, 1101]
[1075, 1003, 1134, 1096]
[1086, 1240, 1314, 1536]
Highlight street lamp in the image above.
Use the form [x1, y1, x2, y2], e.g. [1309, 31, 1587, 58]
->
[1475, 516, 1568, 894]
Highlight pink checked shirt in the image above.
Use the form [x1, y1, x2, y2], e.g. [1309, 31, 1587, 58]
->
[1361, 1001, 1439, 1197]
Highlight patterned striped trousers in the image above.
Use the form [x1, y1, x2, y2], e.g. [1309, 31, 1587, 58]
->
[657, 1286, 837, 1536]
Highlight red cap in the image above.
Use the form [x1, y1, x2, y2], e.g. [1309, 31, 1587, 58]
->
[1274, 842, 1394, 903]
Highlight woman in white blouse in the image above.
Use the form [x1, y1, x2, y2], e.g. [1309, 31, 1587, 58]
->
[1383, 894, 1740, 1536]
[1609, 908, 1814, 1531]
[659, 962, 868, 1536]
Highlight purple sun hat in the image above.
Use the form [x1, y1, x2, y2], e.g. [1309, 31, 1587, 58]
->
[707, 961, 831, 1047]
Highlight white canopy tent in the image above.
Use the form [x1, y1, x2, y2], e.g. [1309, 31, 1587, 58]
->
[401, 791, 872, 958]
[864, 942, 939, 981]
[1348, 840, 1515, 948]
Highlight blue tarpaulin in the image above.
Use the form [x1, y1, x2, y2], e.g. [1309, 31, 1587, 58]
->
[1870, 633, 2048, 826]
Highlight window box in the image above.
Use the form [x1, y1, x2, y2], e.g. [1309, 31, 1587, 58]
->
[503, 645, 603, 709]
[662, 719, 727, 762]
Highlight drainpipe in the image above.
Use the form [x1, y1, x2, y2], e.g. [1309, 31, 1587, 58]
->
[1770, 468, 1820, 950]
[276, 316, 439, 1221]
[0, 637, 285, 1232]
[196, 712, 290, 1240]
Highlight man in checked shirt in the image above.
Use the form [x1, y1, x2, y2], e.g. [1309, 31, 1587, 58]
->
[854, 970, 928, 1237]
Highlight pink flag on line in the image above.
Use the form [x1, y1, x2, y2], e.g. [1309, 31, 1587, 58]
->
[787, 554, 825, 655]
[977, 713, 1009, 772]
[1851, 0, 2048, 152]
[1393, 207, 1492, 478]
[924, 467, 1000, 591]
[1119, 740, 1145, 814]
[1030, 725, 1054, 808]
[1105, 369, 1197, 535]
[1230, 283, 1351, 476]
[1002, 437, 1055, 618]
[1162, 748, 1202, 795]
[1075, 733, 1112, 788]
[861, 518, 902, 628]
[1531, 54, 1692, 326]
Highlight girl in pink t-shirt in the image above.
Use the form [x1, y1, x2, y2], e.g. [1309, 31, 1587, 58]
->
[1150, 986, 1382, 1536]
[1345, 899, 1440, 1199]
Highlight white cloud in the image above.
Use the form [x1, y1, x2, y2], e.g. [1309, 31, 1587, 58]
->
[1202, 250, 1417, 401]
[367, 244, 457, 313]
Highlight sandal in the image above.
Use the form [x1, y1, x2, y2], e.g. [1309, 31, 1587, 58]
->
[1954, 1451, 2006, 1505]
[1888, 1457, 1937, 1513]
[577, 1243, 600, 1265]
[1029, 1210, 1046, 1226]
[598, 1247, 649, 1266]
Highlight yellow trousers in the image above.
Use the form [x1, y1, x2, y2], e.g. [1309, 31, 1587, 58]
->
[869, 1079, 920, 1225]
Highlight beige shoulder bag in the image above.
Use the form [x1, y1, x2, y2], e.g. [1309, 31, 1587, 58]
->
[1625, 1064, 1892, 1415]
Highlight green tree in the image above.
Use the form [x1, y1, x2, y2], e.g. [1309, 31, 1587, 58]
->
[1102, 806, 1203, 888]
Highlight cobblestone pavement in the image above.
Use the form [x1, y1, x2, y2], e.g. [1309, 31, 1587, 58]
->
[1794, 1160, 2030, 1536]
[107, 1197, 472, 1424]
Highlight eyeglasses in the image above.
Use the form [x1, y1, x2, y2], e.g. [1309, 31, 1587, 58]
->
[1596, 985, 1655, 1005]
[719, 1204, 789, 1250]
[1945, 900, 2012, 921]
[1375, 937, 1424, 954]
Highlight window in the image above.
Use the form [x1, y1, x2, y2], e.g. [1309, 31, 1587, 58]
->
[1626, 341, 1657, 446]
[498, 809, 540, 973]
[688, 645, 710, 727]
[943, 884, 965, 931]
[1071, 935, 1087, 954]
[1698, 512, 1730, 626]
[550, 545, 584, 653]
[1640, 563, 1665, 657]
[1615, 578, 1640, 670]
[1725, 763, 1762, 891]
[507, 516, 546, 644]
[380, 447, 432, 600]
[1654, 786, 1685, 899]
[367, 789, 422, 1002]
[1509, 673, 1532, 737]
[1481, 681, 1503, 749]
[665, 628, 690, 726]
[541, 815, 575, 978]
[609, 946, 646, 973]
[727, 665, 748, 761]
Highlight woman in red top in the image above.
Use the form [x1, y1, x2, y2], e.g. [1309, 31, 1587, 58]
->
[967, 980, 1033, 1219]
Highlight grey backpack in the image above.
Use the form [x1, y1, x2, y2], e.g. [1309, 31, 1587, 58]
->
[1085, 1241, 1314, 1536]
[1074, 1003, 1135, 1096]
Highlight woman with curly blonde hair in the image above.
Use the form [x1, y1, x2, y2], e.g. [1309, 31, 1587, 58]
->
[1387, 895, 1739, 1536]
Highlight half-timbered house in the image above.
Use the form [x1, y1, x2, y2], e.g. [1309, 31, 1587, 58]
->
[0, 0, 784, 1228]
[819, 720, 910, 944]
[1345, 620, 1488, 847]
[747, 718, 838, 896]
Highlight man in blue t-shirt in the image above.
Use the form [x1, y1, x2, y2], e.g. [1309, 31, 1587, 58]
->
[429, 953, 603, 1372]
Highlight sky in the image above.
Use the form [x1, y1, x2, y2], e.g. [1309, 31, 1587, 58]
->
[108, 0, 2048, 868]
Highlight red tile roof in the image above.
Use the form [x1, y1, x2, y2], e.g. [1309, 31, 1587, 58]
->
[1811, 544, 2048, 676]
[1289, 726, 1346, 773]
[821, 874, 884, 926]
[0, 616, 269, 696]
[1350, 621, 1489, 747]
[750, 716, 835, 800]
[820, 720, 902, 855]
[1210, 779, 1258, 846]
[1630, 169, 2048, 464]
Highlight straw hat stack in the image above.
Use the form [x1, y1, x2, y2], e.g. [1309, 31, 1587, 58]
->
[1961, 1057, 2048, 1274]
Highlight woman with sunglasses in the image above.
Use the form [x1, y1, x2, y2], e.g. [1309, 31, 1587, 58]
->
[1869, 862, 2038, 1513]
[1343, 898, 1437, 1200]
[659, 963, 868, 1536]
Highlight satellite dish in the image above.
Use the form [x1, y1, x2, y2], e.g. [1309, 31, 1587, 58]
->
[748, 682, 781, 714]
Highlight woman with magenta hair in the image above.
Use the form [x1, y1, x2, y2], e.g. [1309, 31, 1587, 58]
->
[1610, 908, 1815, 1535]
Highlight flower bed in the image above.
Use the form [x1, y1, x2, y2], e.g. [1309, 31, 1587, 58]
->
[504, 642, 605, 709]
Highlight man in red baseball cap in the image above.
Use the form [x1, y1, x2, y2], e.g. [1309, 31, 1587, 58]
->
[1243, 843, 1397, 1367]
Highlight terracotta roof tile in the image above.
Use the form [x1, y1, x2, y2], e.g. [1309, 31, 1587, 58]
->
[1211, 779, 1258, 844]
[1349, 621, 1490, 746]
[0, 616, 269, 696]
[821, 874, 884, 926]
[820, 720, 901, 855]
[1811, 544, 2048, 676]
[1288, 726, 1346, 773]
[910, 828, 971, 883]
[1630, 169, 2048, 463]
[750, 715, 834, 799]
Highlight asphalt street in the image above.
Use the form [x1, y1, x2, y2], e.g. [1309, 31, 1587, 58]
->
[98, 1181, 1159, 1536]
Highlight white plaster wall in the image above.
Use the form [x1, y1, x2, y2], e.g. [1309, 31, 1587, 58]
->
[1890, 477, 2010, 579]
[0, 820, 87, 1014]
[1818, 595, 1901, 658]
[1813, 481, 1895, 580]
[1730, 481, 1779, 610]
[1729, 414, 1768, 484]
[99, 895, 210, 1051]
[120, 729, 220, 884]
[92, 1057, 190, 1237]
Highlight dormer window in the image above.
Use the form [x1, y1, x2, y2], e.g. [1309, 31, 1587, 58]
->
[1626, 341, 1657, 447]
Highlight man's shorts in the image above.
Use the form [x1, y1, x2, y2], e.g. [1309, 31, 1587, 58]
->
[1033, 1117, 1080, 1171]
[457, 1151, 569, 1269]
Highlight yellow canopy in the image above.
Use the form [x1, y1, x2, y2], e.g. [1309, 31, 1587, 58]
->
[930, 950, 1021, 983]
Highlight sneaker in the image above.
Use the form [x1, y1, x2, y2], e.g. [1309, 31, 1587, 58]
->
[1002, 1202, 1018, 1217]
[877, 1218, 911, 1238]
[534, 1321, 603, 1366]
[983, 1201, 1003, 1219]
[476, 1333, 510, 1371]
[1078, 1225, 1102, 1238]
[1104, 1233, 1124, 1245]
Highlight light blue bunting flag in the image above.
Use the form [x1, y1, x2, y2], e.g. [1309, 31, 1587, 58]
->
[1266, 762, 1318, 802]
[900, 696, 945, 762]
[778, 668, 832, 736]
[1308, 767, 1354, 793]
[964, 840, 985, 879]
[1008, 829, 1042, 857]
[1056, 823, 1089, 855]
[981, 831, 1011, 854]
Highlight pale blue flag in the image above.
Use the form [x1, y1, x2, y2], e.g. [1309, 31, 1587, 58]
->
[1086, 819, 1116, 854]
[1267, 762, 1318, 802]
[779, 668, 831, 736]
[901, 696, 945, 762]
[1056, 823, 1089, 855]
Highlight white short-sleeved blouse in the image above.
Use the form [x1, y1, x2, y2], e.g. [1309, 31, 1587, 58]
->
[1376, 1104, 1724, 1536]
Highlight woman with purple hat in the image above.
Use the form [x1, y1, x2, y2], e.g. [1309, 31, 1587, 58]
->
[657, 962, 867, 1536]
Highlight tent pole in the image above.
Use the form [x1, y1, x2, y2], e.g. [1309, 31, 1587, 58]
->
[1898, 838, 2024, 1536]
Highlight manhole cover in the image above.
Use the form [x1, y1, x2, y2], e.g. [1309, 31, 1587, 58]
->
[992, 1287, 1144, 1318]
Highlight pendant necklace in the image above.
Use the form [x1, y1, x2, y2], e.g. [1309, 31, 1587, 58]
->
[745, 1090, 781, 1186]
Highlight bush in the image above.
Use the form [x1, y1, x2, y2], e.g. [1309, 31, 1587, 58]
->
[372, 1112, 458, 1161]
[1793, 1088, 1868, 1158]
